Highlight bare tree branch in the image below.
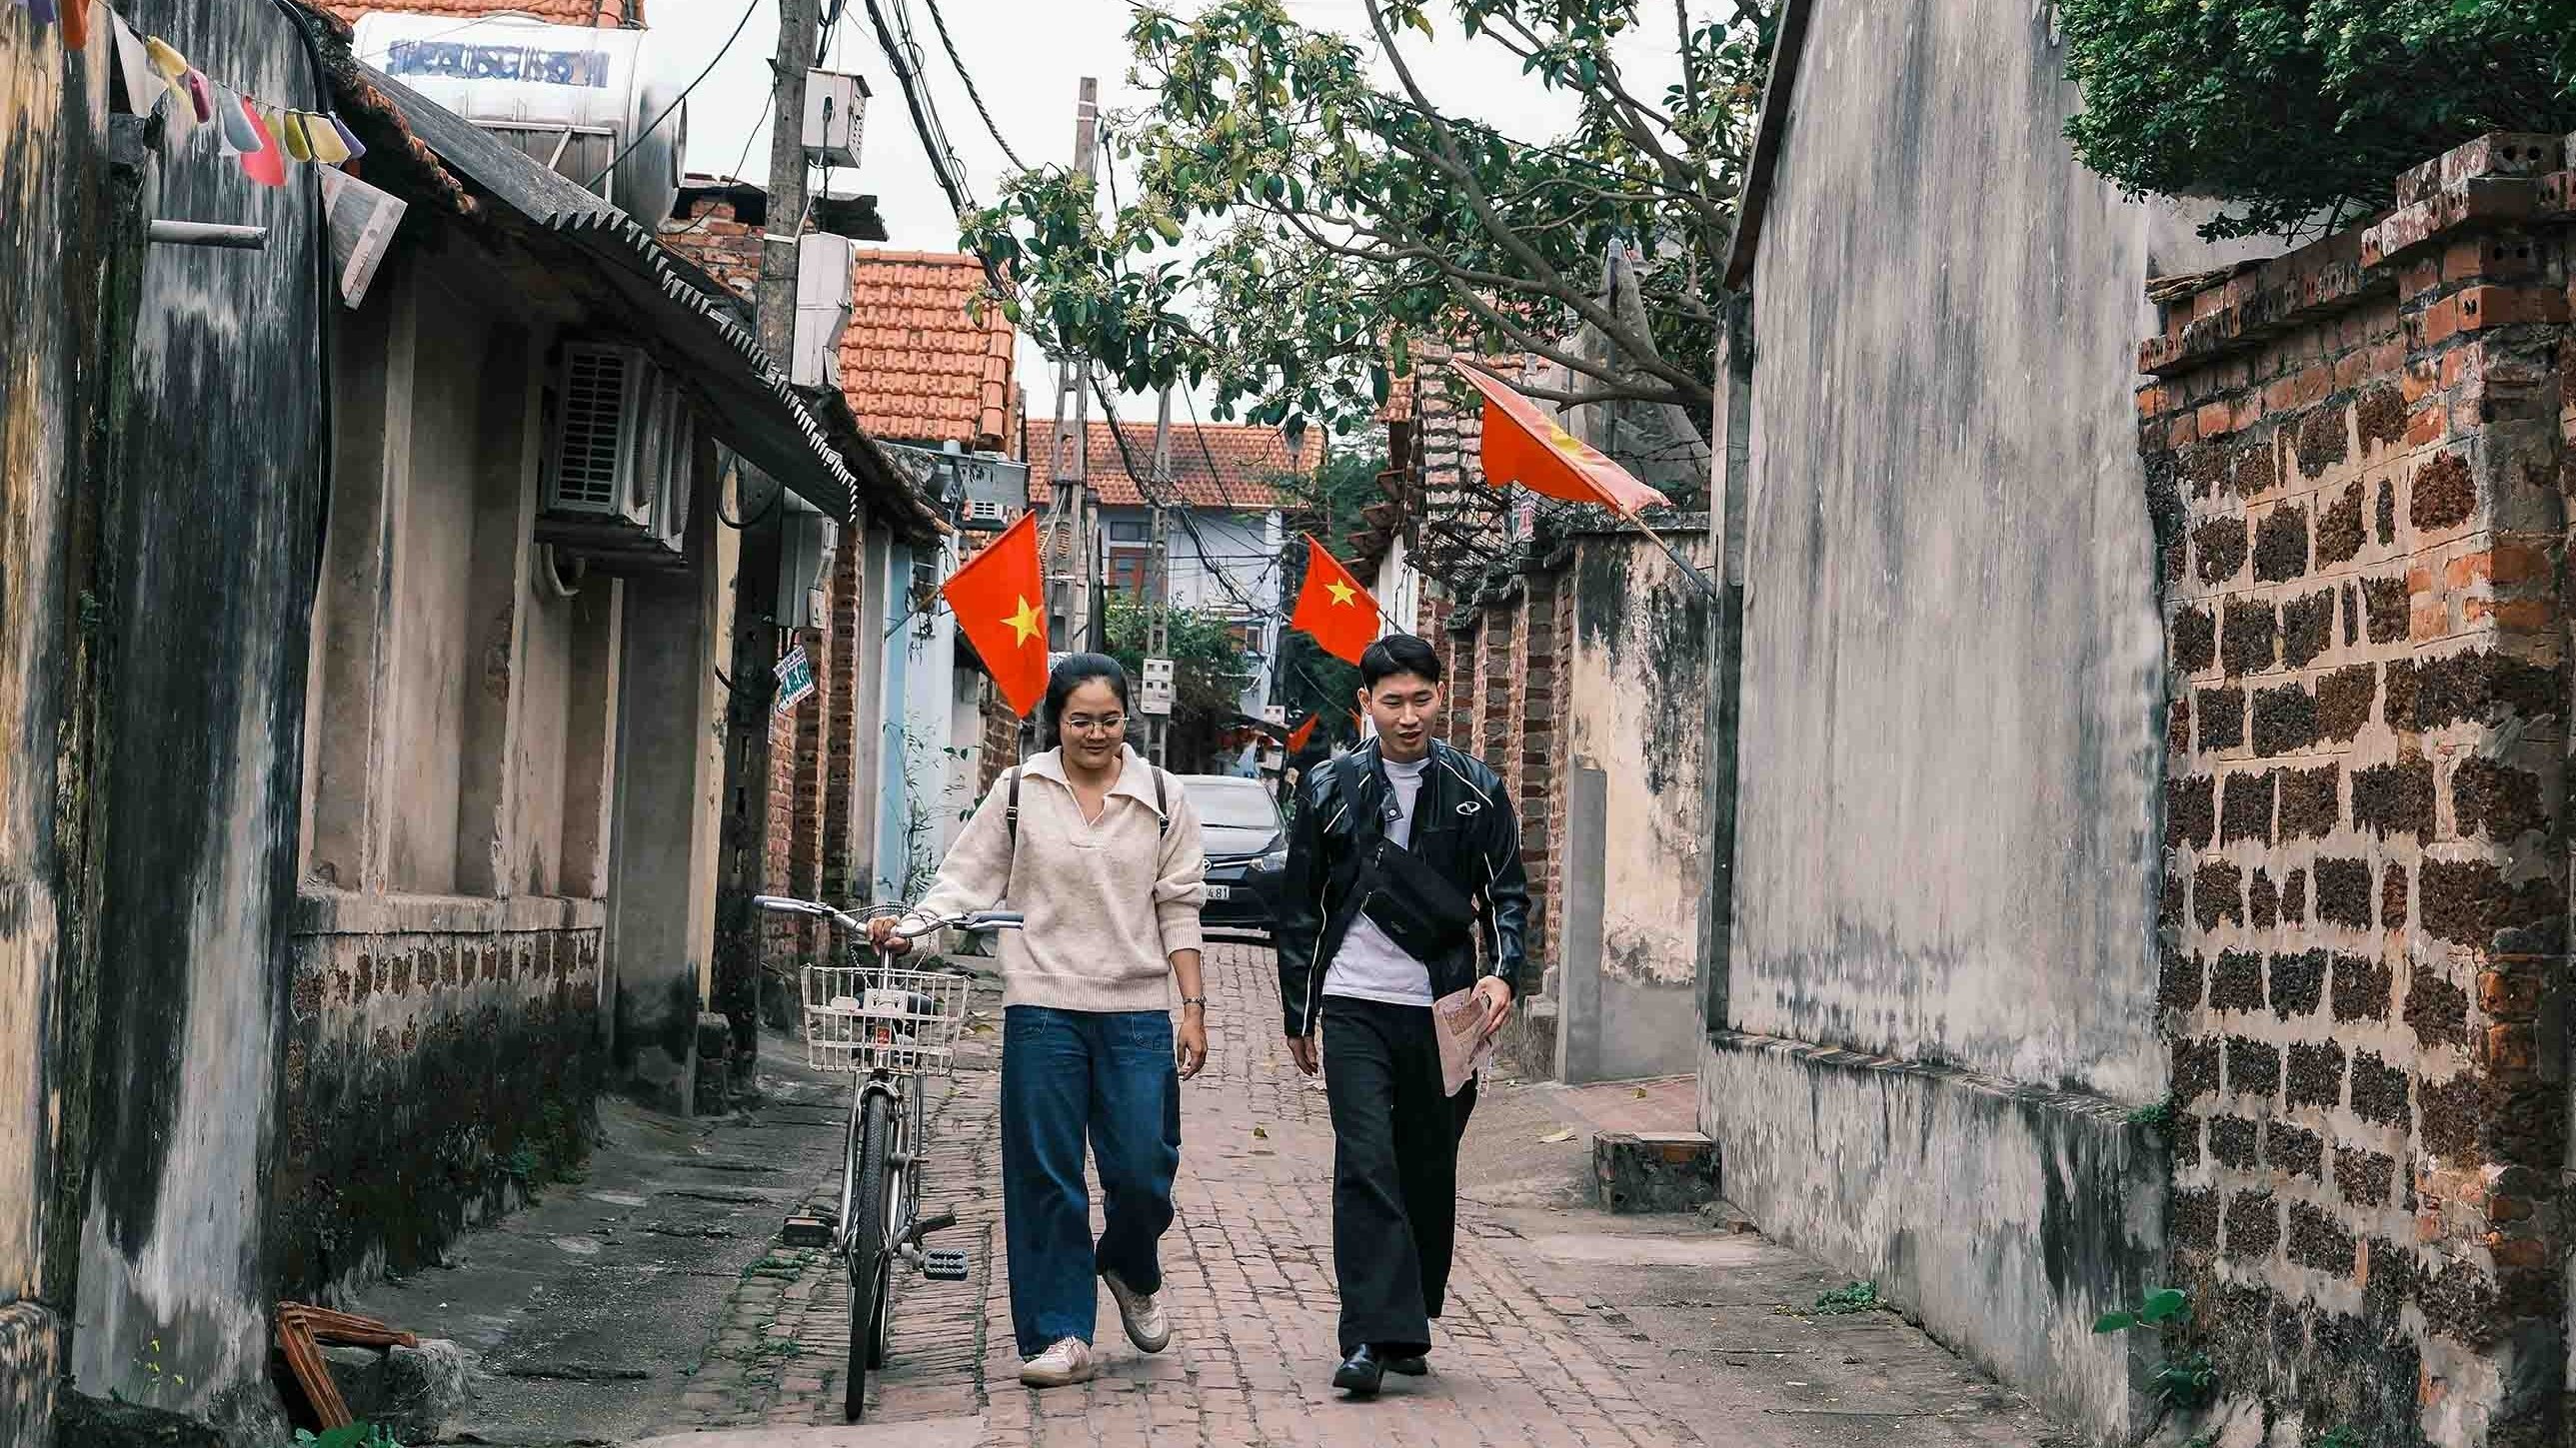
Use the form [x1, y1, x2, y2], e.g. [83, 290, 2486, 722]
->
[1360, 1, 1705, 398]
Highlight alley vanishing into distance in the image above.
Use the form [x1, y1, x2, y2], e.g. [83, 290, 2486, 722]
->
[346, 944, 2072, 1448]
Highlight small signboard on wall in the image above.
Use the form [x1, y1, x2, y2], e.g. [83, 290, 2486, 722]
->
[773, 644, 816, 716]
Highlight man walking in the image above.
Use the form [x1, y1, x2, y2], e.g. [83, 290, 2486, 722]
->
[1277, 633, 1528, 1397]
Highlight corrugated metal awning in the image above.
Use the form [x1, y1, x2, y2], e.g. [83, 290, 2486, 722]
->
[358, 67, 875, 522]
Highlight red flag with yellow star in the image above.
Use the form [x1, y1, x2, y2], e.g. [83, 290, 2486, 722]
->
[1288, 534, 1379, 666]
[1453, 361, 1671, 517]
[942, 512, 1050, 718]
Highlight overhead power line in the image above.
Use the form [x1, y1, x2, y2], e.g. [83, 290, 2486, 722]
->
[921, 0, 1029, 171]
[587, 0, 759, 189]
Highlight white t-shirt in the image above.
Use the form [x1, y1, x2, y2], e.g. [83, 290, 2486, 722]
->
[1322, 754, 1435, 1007]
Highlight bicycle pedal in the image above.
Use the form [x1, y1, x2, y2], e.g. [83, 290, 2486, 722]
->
[922, 1248, 970, 1281]
[913, 1209, 958, 1237]
[780, 1214, 833, 1248]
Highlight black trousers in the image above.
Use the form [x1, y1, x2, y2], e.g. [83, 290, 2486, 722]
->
[1320, 994, 1478, 1357]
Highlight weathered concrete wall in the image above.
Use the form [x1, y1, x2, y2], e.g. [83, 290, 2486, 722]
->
[1560, 532, 1711, 1082]
[2139, 136, 2575, 1445]
[277, 896, 605, 1296]
[68, 0, 330, 1428]
[283, 240, 620, 1295]
[1700, 1034, 2163, 1436]
[1, 9, 119, 1440]
[1710, 0, 2272, 1435]
[383, 279, 487, 895]
[1734, 0, 2210, 1099]
[606, 455, 735, 1108]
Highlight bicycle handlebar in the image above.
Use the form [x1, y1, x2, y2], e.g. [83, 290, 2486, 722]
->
[751, 895, 1024, 940]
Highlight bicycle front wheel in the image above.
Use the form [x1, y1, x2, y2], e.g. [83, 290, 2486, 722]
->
[845, 1089, 894, 1423]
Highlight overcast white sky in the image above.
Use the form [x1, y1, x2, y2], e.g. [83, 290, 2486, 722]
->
[652, 0, 1687, 427]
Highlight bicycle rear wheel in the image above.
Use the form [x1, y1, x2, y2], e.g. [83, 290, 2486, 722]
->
[845, 1089, 894, 1423]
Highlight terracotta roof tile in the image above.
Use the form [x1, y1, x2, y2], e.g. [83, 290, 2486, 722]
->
[327, 0, 642, 27]
[1028, 420, 1312, 511]
[839, 251, 1017, 452]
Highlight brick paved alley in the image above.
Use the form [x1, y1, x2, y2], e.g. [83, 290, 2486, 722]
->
[631, 943, 2080, 1448]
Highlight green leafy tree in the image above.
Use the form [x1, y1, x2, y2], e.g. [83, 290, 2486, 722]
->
[2060, 0, 2576, 241]
[1268, 447, 1386, 748]
[1103, 596, 1255, 769]
[964, 0, 1772, 442]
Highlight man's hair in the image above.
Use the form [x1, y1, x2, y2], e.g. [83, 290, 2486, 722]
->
[1358, 633, 1442, 689]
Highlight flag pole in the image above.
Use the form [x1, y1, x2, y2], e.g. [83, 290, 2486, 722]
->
[1614, 506, 1722, 603]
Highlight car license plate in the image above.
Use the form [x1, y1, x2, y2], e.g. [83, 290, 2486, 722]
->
[1205, 884, 1232, 901]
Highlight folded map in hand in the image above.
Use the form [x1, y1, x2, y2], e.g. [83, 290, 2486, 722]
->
[1432, 986, 1498, 1098]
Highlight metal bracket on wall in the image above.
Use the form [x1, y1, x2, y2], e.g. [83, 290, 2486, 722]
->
[147, 220, 267, 249]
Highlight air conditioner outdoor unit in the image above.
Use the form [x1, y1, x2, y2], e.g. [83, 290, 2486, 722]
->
[546, 343, 656, 528]
[646, 378, 695, 552]
[963, 499, 1014, 527]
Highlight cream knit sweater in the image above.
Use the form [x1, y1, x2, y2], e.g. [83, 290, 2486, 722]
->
[909, 746, 1208, 1013]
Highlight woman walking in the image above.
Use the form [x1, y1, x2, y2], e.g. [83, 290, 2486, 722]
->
[872, 654, 1210, 1387]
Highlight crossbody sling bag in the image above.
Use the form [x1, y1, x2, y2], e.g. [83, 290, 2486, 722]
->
[1333, 753, 1477, 963]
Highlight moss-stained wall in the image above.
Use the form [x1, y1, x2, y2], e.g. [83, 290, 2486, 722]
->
[1, 7, 119, 1440]
[1560, 531, 1711, 1081]
[277, 899, 604, 1296]
[65, 0, 329, 1430]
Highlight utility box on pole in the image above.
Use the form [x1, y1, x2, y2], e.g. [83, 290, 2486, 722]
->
[802, 69, 867, 168]
[1139, 658, 1175, 719]
[790, 233, 856, 390]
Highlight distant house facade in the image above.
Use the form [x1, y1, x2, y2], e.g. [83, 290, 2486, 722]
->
[1030, 421, 1306, 773]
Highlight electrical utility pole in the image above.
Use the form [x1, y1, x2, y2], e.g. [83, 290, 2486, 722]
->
[1143, 386, 1176, 765]
[1046, 78, 1100, 655]
[711, 0, 823, 1100]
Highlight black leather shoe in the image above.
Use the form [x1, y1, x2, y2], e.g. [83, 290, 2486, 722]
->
[1332, 1345, 1386, 1396]
[1384, 1352, 1427, 1376]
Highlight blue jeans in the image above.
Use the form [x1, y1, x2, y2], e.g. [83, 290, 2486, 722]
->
[1000, 1005, 1181, 1357]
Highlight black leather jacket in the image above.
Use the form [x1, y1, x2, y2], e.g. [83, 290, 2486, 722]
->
[1276, 739, 1531, 1037]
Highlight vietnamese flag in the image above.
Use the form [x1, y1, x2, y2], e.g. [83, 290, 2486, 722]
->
[941, 511, 1050, 718]
[1452, 361, 1671, 517]
[1287, 534, 1378, 666]
[1286, 713, 1317, 753]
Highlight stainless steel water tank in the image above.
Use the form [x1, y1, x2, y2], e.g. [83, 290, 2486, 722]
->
[352, 11, 686, 224]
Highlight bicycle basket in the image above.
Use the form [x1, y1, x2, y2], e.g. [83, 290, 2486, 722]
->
[802, 963, 971, 1074]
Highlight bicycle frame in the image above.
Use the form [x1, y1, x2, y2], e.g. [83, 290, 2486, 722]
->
[755, 896, 1017, 1279]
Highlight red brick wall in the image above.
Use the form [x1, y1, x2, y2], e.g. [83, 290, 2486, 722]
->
[820, 535, 864, 905]
[978, 680, 1023, 797]
[658, 198, 763, 304]
[1504, 573, 1559, 989]
[2142, 133, 2573, 1443]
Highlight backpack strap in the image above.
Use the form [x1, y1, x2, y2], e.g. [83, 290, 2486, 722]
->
[1008, 762, 1168, 849]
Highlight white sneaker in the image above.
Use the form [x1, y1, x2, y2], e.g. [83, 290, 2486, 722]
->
[1020, 1336, 1096, 1387]
[1101, 1268, 1174, 1353]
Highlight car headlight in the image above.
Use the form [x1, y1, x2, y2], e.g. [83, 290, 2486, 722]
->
[1259, 848, 1288, 872]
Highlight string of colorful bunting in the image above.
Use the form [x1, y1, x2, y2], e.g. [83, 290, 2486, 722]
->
[13, 0, 369, 188]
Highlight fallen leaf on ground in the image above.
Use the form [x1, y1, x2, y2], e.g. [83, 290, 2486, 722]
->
[1539, 1128, 1575, 1143]
[1252, 1125, 1270, 1139]
[1633, 1087, 1648, 1098]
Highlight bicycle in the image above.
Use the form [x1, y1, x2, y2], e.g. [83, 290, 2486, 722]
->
[753, 894, 1021, 1423]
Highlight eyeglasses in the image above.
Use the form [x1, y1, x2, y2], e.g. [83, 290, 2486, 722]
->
[1064, 714, 1128, 734]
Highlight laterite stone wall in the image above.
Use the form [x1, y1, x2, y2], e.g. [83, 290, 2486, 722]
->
[2143, 133, 2574, 1446]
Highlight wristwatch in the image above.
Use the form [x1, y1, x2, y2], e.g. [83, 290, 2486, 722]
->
[1180, 995, 1209, 1010]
